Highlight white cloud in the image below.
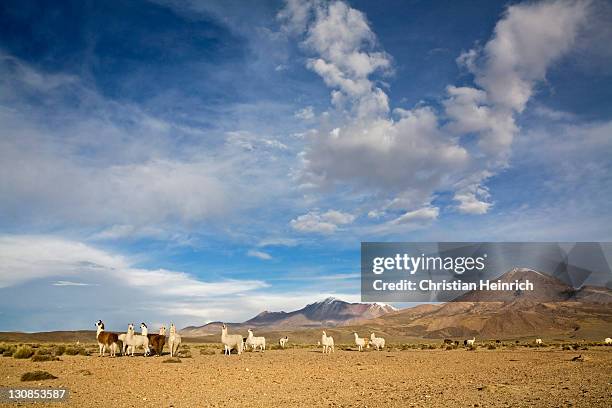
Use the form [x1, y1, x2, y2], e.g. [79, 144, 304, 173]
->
[280, 0, 591, 222]
[391, 206, 439, 225]
[0, 236, 366, 331]
[257, 237, 298, 247]
[294, 106, 315, 120]
[0, 54, 295, 239]
[52, 280, 96, 287]
[290, 209, 355, 234]
[0, 235, 267, 295]
[247, 249, 273, 260]
[280, 0, 391, 119]
[469, 0, 589, 112]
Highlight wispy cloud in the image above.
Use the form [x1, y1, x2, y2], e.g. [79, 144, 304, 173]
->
[247, 249, 273, 260]
[52, 280, 97, 287]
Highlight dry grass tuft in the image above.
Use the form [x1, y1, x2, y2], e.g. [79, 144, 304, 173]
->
[13, 345, 35, 359]
[162, 357, 182, 363]
[31, 354, 60, 362]
[21, 370, 58, 381]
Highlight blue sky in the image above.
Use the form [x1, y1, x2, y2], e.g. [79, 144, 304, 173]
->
[1, 0, 611, 331]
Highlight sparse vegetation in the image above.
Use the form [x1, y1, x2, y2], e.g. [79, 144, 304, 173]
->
[162, 357, 182, 363]
[199, 347, 216, 355]
[21, 370, 57, 381]
[13, 345, 35, 359]
[64, 346, 89, 356]
[32, 354, 60, 362]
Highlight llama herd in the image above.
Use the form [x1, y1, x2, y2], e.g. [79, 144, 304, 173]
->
[96, 320, 612, 358]
[95, 320, 181, 357]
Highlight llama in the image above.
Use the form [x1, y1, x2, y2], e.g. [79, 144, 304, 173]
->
[535, 338, 543, 345]
[221, 324, 243, 355]
[246, 329, 266, 352]
[370, 333, 385, 351]
[279, 336, 289, 349]
[148, 326, 167, 356]
[168, 323, 182, 357]
[243, 337, 248, 351]
[124, 323, 150, 356]
[466, 337, 476, 347]
[321, 331, 334, 354]
[354, 333, 366, 352]
[95, 320, 119, 357]
[604, 337, 612, 344]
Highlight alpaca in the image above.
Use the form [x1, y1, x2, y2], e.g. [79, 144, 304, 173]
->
[246, 329, 266, 352]
[148, 326, 167, 356]
[535, 338, 543, 345]
[168, 323, 182, 357]
[354, 333, 366, 352]
[604, 337, 612, 344]
[321, 331, 334, 354]
[279, 336, 289, 349]
[221, 324, 243, 355]
[124, 323, 150, 356]
[466, 337, 476, 347]
[370, 333, 385, 351]
[95, 320, 119, 357]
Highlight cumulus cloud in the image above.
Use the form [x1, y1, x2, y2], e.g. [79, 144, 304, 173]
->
[290, 209, 355, 234]
[280, 0, 590, 222]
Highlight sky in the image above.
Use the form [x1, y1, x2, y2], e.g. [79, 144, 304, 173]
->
[1, 0, 611, 332]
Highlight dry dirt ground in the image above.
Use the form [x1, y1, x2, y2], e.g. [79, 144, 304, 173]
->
[1, 347, 611, 407]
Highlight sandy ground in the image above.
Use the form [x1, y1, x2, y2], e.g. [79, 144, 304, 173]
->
[0, 347, 611, 407]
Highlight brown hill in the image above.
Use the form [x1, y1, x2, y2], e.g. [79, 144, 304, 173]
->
[355, 269, 612, 340]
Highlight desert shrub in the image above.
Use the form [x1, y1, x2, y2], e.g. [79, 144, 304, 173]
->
[466, 344, 476, 351]
[64, 347, 79, 355]
[54, 345, 66, 356]
[64, 346, 88, 356]
[13, 346, 35, 359]
[162, 357, 181, 363]
[487, 344, 497, 350]
[1, 344, 16, 356]
[21, 371, 57, 381]
[35, 348, 52, 355]
[31, 354, 59, 362]
[445, 345, 456, 350]
[179, 350, 192, 358]
[199, 348, 216, 355]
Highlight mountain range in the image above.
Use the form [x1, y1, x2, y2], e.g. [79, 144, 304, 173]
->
[181, 268, 612, 341]
[180, 297, 397, 336]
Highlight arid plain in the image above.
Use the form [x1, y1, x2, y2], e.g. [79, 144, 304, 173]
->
[1, 344, 611, 407]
